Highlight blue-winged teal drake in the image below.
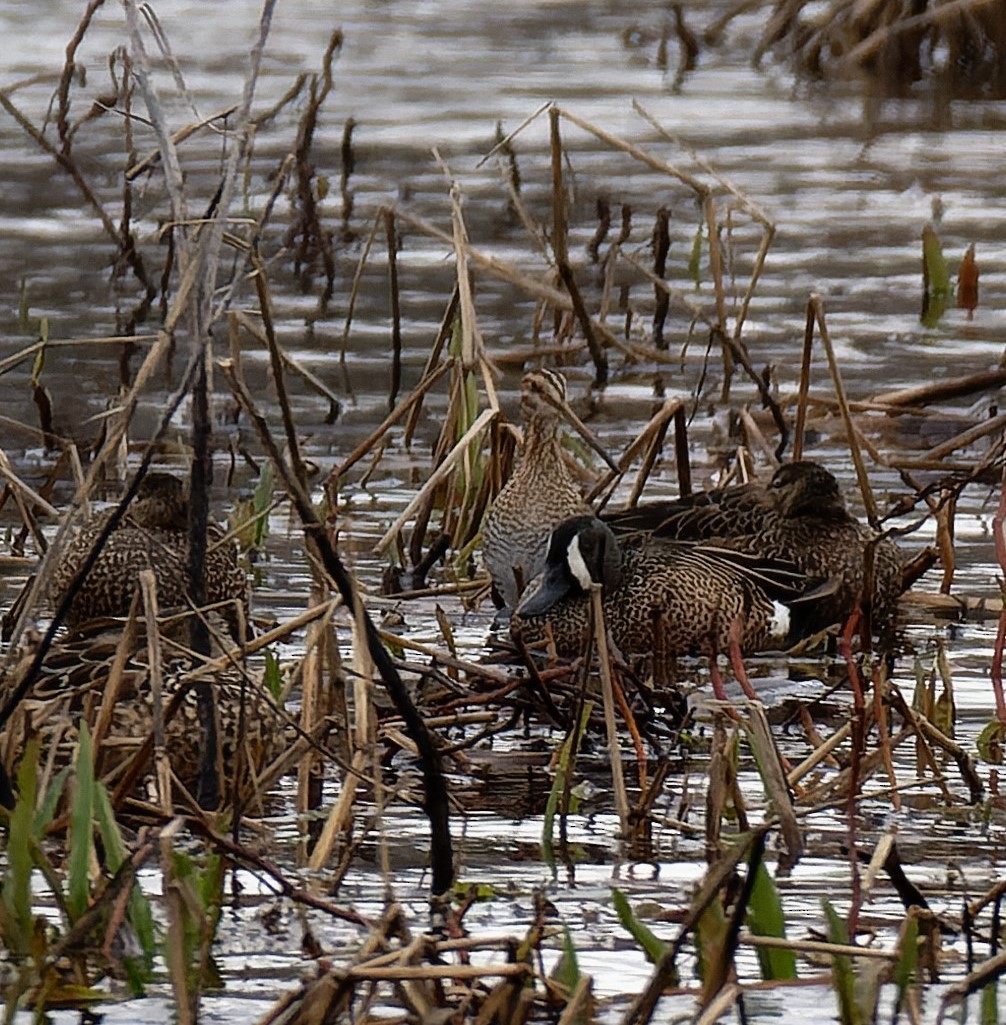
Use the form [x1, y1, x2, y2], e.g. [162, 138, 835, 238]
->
[603, 461, 905, 633]
[510, 515, 823, 657]
[47, 473, 250, 637]
[483, 368, 606, 610]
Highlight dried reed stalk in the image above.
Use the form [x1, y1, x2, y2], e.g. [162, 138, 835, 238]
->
[139, 571, 173, 816]
[590, 585, 630, 836]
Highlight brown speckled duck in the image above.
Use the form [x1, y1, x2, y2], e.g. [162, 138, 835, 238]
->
[47, 473, 250, 636]
[483, 368, 608, 610]
[0, 615, 292, 806]
[603, 461, 906, 633]
[510, 515, 823, 657]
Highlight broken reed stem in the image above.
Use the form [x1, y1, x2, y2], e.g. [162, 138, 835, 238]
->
[252, 252, 307, 490]
[793, 300, 815, 461]
[339, 209, 381, 396]
[872, 666, 900, 813]
[331, 361, 452, 481]
[403, 288, 460, 446]
[590, 584, 630, 836]
[139, 570, 173, 817]
[440, 161, 482, 369]
[588, 399, 681, 508]
[372, 407, 497, 557]
[838, 615, 865, 937]
[808, 294, 878, 525]
[787, 721, 852, 787]
[549, 107, 607, 386]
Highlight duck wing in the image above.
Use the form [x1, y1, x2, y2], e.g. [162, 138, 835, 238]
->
[603, 482, 775, 540]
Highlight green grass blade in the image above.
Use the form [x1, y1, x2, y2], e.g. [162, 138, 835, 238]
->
[747, 861, 796, 980]
[94, 781, 156, 981]
[0, 740, 40, 954]
[612, 887, 667, 964]
[550, 925, 581, 991]
[67, 723, 96, 923]
[823, 898, 860, 1025]
[542, 701, 592, 871]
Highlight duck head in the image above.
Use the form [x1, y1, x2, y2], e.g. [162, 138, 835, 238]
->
[768, 461, 845, 519]
[515, 515, 622, 616]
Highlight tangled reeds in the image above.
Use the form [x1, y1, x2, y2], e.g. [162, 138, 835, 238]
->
[749, 0, 1006, 97]
[0, 0, 1005, 1023]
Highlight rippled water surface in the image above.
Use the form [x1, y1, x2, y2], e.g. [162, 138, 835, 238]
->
[1, 0, 1005, 1021]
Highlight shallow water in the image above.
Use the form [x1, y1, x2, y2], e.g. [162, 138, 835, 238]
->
[1, 0, 1005, 1021]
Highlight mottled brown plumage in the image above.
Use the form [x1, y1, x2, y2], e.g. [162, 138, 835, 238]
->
[0, 617, 291, 800]
[483, 369, 591, 609]
[47, 473, 250, 636]
[511, 516, 817, 656]
[604, 461, 905, 632]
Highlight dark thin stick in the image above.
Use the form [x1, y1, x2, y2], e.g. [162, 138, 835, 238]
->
[673, 405, 692, 496]
[221, 358, 454, 897]
[793, 300, 815, 461]
[188, 345, 219, 810]
[56, 0, 107, 153]
[252, 250, 306, 491]
[549, 107, 607, 386]
[178, 815, 372, 927]
[386, 208, 403, 411]
[652, 208, 670, 350]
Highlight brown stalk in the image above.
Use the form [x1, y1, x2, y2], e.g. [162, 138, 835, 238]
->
[139, 571, 173, 816]
[792, 300, 816, 461]
[339, 209, 384, 396]
[921, 410, 1006, 462]
[871, 664, 900, 812]
[993, 463, 1006, 723]
[403, 289, 460, 446]
[871, 367, 1006, 407]
[590, 584, 630, 836]
[744, 705, 802, 873]
[886, 685, 983, 803]
[626, 402, 677, 508]
[549, 107, 607, 386]
[809, 294, 878, 525]
[234, 310, 344, 422]
[837, 614, 865, 936]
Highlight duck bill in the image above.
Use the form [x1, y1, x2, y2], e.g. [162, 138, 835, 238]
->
[514, 564, 573, 618]
[543, 391, 619, 472]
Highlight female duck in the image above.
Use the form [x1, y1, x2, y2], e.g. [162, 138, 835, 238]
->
[48, 473, 250, 636]
[483, 368, 611, 610]
[604, 461, 905, 633]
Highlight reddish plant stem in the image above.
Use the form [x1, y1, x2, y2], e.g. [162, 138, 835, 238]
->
[991, 465, 1006, 722]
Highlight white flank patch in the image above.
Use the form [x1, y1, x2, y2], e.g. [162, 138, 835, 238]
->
[567, 533, 593, 591]
[769, 601, 790, 640]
